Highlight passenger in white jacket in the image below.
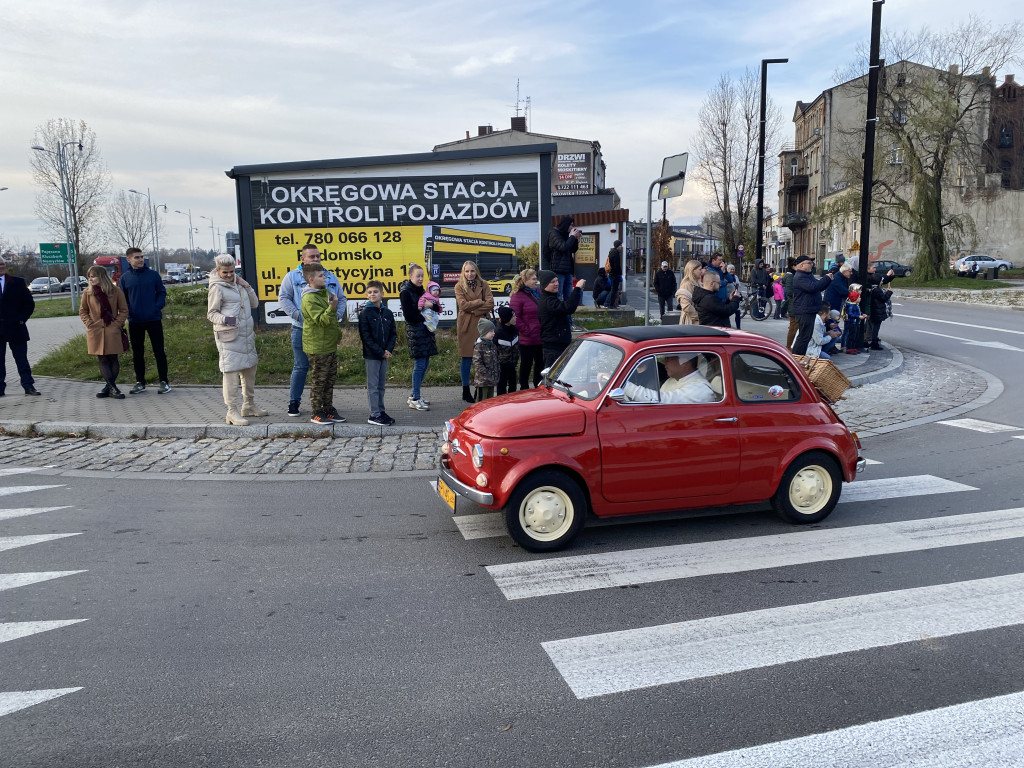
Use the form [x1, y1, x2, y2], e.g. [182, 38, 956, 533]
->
[207, 255, 268, 425]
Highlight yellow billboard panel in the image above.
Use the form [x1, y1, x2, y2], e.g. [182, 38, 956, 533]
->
[253, 226, 425, 299]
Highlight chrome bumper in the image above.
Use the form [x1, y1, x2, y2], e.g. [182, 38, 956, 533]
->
[856, 457, 867, 474]
[439, 457, 494, 506]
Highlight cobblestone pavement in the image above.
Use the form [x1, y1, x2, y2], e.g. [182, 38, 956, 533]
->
[0, 349, 990, 476]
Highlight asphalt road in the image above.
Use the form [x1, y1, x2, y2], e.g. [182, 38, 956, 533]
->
[2, 297, 1023, 767]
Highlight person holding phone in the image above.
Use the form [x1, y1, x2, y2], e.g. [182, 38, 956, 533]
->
[207, 255, 267, 426]
[543, 216, 581, 301]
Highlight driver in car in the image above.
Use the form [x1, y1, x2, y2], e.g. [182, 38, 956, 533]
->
[620, 353, 717, 404]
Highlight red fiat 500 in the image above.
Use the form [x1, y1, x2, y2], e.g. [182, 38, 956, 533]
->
[437, 326, 865, 552]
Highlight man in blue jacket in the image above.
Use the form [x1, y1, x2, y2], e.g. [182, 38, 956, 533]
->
[120, 248, 170, 394]
[278, 244, 347, 417]
[791, 255, 835, 356]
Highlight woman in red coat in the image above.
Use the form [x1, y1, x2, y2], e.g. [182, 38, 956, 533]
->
[509, 268, 543, 388]
[79, 265, 129, 398]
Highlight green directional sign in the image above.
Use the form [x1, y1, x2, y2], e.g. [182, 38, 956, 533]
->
[39, 242, 75, 265]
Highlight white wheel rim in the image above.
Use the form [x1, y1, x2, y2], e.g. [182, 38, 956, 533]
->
[519, 486, 574, 542]
[787, 465, 833, 515]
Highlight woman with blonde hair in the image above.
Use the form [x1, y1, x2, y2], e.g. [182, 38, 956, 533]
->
[509, 268, 543, 388]
[207, 255, 268, 426]
[79, 265, 129, 398]
[454, 260, 494, 403]
[676, 259, 704, 325]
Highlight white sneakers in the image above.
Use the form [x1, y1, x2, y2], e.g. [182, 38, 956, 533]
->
[407, 396, 430, 411]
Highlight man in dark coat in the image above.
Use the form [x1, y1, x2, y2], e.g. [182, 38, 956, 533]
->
[653, 261, 678, 316]
[0, 257, 40, 396]
[791, 255, 835, 355]
[120, 248, 171, 394]
[606, 239, 623, 309]
[537, 269, 584, 368]
[693, 271, 741, 327]
[543, 216, 580, 300]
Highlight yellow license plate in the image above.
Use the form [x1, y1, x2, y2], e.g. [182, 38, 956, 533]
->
[437, 476, 456, 511]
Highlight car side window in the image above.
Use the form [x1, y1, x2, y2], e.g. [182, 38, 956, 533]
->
[731, 352, 800, 403]
[619, 352, 724, 405]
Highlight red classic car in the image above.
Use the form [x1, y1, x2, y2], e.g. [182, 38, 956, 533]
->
[437, 326, 866, 552]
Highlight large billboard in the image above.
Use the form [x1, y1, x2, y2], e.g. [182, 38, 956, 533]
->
[553, 152, 592, 196]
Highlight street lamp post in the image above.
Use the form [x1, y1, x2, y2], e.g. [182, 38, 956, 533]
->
[756, 58, 788, 272]
[174, 208, 195, 263]
[128, 187, 160, 273]
[199, 215, 217, 253]
[30, 141, 83, 312]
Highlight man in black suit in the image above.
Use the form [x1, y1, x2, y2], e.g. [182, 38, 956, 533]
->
[0, 257, 41, 396]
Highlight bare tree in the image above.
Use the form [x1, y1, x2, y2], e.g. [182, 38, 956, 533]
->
[30, 118, 111, 260]
[105, 189, 153, 252]
[694, 70, 783, 262]
[819, 16, 1023, 279]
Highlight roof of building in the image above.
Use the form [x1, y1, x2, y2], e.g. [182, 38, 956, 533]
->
[434, 128, 600, 152]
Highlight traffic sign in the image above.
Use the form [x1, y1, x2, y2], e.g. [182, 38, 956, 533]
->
[39, 242, 75, 265]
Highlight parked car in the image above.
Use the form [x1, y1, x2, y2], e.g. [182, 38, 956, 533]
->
[29, 277, 62, 294]
[61, 276, 88, 292]
[871, 259, 913, 277]
[436, 326, 865, 551]
[161, 274, 180, 285]
[953, 254, 1013, 275]
[486, 272, 519, 295]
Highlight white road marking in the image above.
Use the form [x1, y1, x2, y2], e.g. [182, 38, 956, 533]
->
[0, 467, 51, 477]
[645, 691, 1024, 767]
[864, 458, 883, 465]
[490, 506, 1023, 600]
[0, 533, 81, 553]
[457, 474, 973, 541]
[0, 572, 87, 592]
[0, 688, 83, 718]
[897, 313, 1024, 336]
[0, 485, 64, 498]
[543, 572, 1024, 699]
[0, 620, 88, 645]
[0, 506, 71, 522]
[937, 418, 1022, 433]
[916, 329, 1024, 351]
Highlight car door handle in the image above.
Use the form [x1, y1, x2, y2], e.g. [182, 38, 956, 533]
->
[714, 417, 738, 423]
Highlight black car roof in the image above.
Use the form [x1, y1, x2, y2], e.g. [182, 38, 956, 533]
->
[592, 326, 731, 342]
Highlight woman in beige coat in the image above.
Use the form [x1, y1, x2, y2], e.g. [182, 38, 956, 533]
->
[207, 255, 268, 426]
[676, 259, 705, 325]
[454, 260, 494, 403]
[79, 265, 129, 398]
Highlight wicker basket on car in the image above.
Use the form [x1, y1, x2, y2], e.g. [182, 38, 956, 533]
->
[792, 355, 851, 404]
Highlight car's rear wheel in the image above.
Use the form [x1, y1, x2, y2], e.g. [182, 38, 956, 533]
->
[771, 451, 842, 524]
[503, 282, 511, 294]
[504, 470, 586, 552]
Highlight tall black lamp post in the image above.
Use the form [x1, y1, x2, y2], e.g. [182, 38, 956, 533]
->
[756, 58, 788, 270]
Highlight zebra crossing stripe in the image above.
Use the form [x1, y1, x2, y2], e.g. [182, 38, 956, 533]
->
[0, 467, 52, 477]
[644, 690, 1024, 767]
[0, 485, 64, 498]
[0, 688, 83, 718]
[0, 533, 81, 553]
[542, 572, 1024, 699]
[489, 507, 1024, 600]
[0, 506, 71, 522]
[456, 474, 975, 542]
[0, 620, 88, 646]
[937, 418, 1021, 433]
[0, 572, 87, 592]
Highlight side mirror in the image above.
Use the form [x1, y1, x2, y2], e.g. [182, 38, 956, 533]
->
[607, 388, 627, 402]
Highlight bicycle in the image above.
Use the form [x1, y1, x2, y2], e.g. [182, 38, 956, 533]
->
[738, 284, 774, 321]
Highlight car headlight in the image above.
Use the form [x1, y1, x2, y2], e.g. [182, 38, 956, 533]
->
[442, 420, 453, 442]
[471, 444, 484, 469]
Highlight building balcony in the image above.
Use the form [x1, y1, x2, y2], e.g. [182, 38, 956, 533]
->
[784, 212, 809, 229]
[785, 174, 809, 191]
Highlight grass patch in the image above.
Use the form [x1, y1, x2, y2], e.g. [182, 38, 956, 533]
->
[30, 294, 78, 318]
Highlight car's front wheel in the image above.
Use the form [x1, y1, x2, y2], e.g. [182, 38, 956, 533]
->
[504, 470, 587, 552]
[771, 451, 842, 524]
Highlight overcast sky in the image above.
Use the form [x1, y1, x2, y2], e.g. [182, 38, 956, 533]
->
[0, 0, 1008, 252]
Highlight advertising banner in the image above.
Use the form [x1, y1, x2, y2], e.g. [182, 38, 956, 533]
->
[576, 233, 597, 265]
[249, 173, 539, 301]
[553, 152, 592, 196]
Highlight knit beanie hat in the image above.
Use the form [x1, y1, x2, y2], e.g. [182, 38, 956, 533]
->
[497, 305, 514, 324]
[537, 270, 558, 290]
[478, 318, 495, 337]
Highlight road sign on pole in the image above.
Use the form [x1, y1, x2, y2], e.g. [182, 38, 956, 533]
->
[39, 242, 75, 265]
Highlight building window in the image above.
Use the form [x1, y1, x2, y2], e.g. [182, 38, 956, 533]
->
[889, 141, 904, 165]
[896, 72, 906, 87]
[999, 123, 1014, 148]
[1001, 161, 1012, 189]
[893, 102, 908, 125]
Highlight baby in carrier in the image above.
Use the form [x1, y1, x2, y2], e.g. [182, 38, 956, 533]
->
[418, 281, 442, 332]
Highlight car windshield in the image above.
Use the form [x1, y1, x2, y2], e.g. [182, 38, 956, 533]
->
[547, 338, 624, 400]
[31, 278, 48, 284]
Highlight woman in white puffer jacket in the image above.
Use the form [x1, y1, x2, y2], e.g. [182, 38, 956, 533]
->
[207, 255, 268, 425]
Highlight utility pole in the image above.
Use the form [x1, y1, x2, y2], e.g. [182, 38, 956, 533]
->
[756, 58, 788, 271]
[857, 0, 885, 309]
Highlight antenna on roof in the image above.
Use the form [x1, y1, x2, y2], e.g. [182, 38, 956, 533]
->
[509, 78, 532, 131]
